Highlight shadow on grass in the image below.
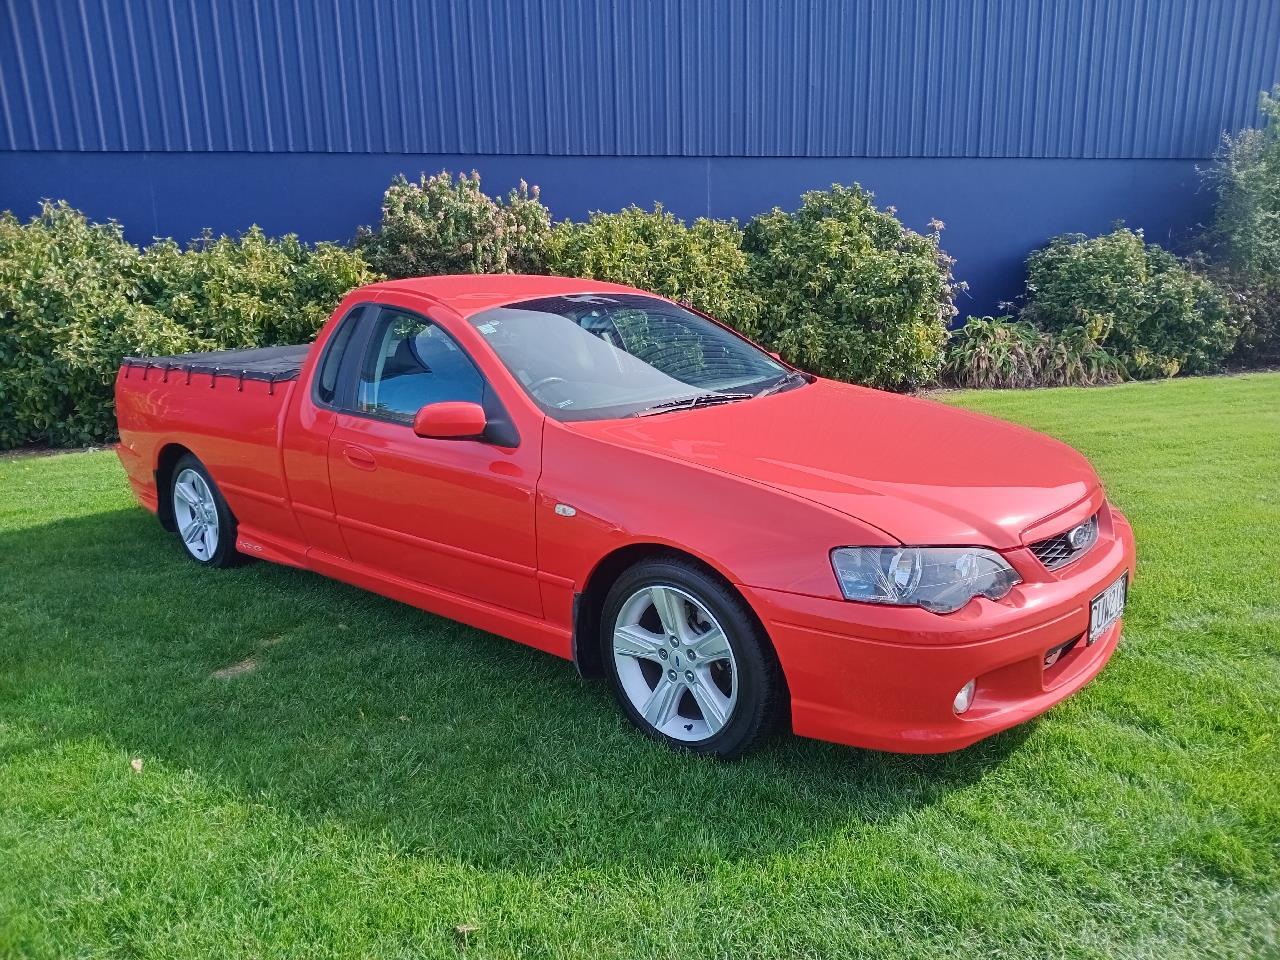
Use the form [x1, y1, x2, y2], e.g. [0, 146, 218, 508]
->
[0, 507, 1031, 872]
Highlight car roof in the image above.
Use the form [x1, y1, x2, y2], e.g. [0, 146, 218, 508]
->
[366, 274, 652, 318]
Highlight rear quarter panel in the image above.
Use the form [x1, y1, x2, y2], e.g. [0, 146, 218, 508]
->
[114, 365, 302, 554]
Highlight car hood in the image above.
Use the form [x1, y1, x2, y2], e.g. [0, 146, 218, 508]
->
[567, 379, 1100, 549]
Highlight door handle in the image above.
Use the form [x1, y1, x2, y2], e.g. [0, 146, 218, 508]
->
[342, 444, 377, 471]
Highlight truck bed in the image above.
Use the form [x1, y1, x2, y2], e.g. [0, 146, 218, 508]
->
[115, 344, 311, 555]
[121, 344, 309, 385]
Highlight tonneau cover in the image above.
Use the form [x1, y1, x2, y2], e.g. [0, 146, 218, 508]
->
[122, 344, 309, 383]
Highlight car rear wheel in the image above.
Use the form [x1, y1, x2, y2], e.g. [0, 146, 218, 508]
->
[170, 455, 240, 568]
[601, 557, 781, 759]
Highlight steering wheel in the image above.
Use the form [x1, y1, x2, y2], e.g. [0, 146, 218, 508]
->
[527, 375, 567, 397]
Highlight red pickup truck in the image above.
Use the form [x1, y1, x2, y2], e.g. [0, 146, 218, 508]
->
[116, 274, 1133, 758]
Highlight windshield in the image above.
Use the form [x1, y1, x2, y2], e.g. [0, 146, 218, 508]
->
[469, 294, 794, 420]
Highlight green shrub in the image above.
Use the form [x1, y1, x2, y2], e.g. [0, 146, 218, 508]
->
[140, 227, 377, 348]
[544, 204, 761, 334]
[0, 203, 191, 447]
[1205, 86, 1280, 363]
[356, 171, 552, 278]
[1220, 280, 1280, 365]
[943, 316, 1125, 389]
[1022, 227, 1236, 378]
[742, 184, 958, 389]
[0, 203, 378, 449]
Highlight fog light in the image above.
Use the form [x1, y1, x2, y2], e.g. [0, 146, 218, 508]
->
[953, 679, 976, 714]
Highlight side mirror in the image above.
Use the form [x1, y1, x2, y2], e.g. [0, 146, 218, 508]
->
[412, 401, 487, 440]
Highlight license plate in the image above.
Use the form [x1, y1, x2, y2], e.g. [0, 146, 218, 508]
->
[1088, 574, 1127, 644]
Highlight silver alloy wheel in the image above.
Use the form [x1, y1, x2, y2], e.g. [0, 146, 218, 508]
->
[172, 467, 220, 561]
[612, 584, 738, 742]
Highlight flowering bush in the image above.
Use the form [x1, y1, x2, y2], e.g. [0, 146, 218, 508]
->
[356, 171, 551, 278]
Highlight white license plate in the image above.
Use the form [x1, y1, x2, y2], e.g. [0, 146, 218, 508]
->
[1088, 574, 1127, 644]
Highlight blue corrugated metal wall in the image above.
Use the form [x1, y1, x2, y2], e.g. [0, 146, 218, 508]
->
[3, 0, 1278, 157]
[2, 0, 1278, 316]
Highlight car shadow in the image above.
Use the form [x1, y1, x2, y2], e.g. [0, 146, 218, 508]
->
[0, 507, 1032, 874]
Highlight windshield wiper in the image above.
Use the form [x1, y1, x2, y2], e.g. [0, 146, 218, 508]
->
[754, 370, 808, 398]
[633, 392, 754, 417]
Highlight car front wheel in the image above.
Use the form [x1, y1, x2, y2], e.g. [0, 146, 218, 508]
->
[601, 557, 782, 758]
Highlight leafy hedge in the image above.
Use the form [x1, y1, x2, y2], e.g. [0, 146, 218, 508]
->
[11, 135, 1276, 449]
[543, 204, 762, 336]
[1021, 227, 1235, 378]
[0, 203, 377, 448]
[744, 184, 959, 389]
[0, 204, 185, 447]
[141, 228, 376, 348]
[357, 175, 960, 386]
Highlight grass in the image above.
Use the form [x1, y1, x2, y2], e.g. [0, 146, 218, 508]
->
[1, 373, 1278, 960]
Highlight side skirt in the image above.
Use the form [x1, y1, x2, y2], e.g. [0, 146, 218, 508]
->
[304, 548, 573, 660]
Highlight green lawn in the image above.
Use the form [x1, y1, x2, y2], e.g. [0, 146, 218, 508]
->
[1, 374, 1278, 960]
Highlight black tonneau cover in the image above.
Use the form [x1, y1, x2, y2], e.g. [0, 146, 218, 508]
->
[122, 344, 309, 383]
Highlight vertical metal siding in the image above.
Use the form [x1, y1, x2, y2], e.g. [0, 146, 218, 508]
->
[2, 0, 1278, 157]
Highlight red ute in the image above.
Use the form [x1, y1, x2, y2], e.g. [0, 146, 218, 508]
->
[115, 276, 1135, 758]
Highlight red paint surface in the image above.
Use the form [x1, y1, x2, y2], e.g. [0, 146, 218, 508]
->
[116, 275, 1136, 752]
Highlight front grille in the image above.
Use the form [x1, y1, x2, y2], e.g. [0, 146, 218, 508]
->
[1029, 513, 1099, 571]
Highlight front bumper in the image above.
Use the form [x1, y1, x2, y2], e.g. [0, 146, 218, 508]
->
[744, 506, 1136, 753]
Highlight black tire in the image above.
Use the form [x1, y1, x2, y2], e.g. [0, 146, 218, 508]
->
[169, 454, 242, 568]
[601, 556, 783, 759]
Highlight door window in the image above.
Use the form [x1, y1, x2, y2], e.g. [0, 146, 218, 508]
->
[314, 305, 364, 407]
[356, 309, 486, 422]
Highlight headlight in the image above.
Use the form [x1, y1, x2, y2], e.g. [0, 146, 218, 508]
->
[831, 546, 1021, 614]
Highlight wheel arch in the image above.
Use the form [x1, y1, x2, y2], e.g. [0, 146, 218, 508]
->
[154, 442, 196, 532]
[571, 542, 787, 709]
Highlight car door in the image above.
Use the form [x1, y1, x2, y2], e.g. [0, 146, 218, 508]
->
[325, 304, 543, 618]
[281, 300, 370, 561]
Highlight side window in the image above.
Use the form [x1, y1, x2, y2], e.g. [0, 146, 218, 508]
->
[356, 308, 486, 422]
[315, 305, 362, 407]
